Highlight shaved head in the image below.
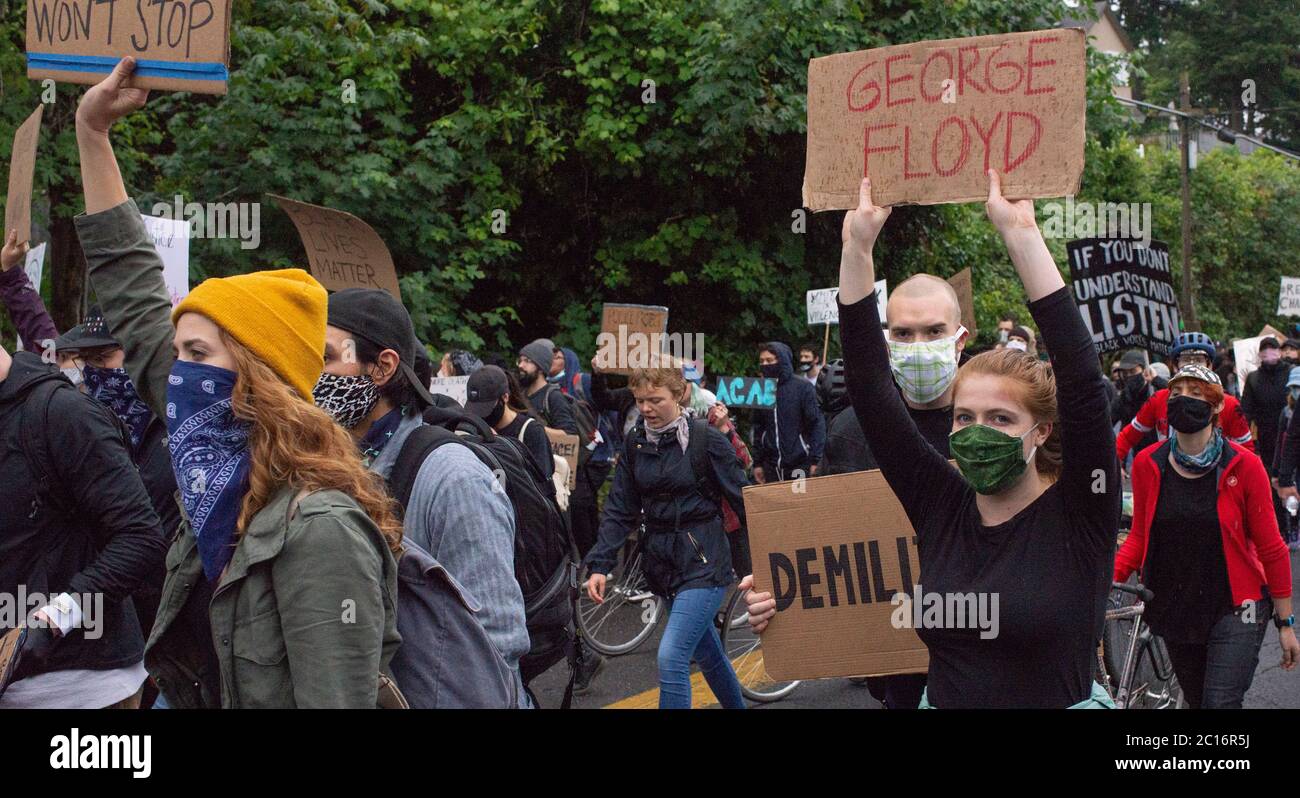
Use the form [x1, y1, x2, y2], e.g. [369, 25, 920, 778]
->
[889, 274, 963, 329]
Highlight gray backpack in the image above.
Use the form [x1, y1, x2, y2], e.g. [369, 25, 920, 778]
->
[389, 539, 520, 709]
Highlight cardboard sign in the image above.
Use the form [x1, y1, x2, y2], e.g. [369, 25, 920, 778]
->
[1233, 336, 1267, 389]
[1278, 278, 1300, 317]
[15, 243, 48, 352]
[429, 375, 468, 406]
[947, 268, 977, 338]
[714, 376, 776, 409]
[744, 470, 929, 680]
[1067, 238, 1179, 356]
[805, 280, 888, 326]
[1259, 324, 1286, 341]
[140, 213, 190, 306]
[546, 428, 580, 491]
[595, 303, 670, 375]
[26, 0, 232, 94]
[269, 195, 401, 299]
[5, 106, 43, 245]
[803, 28, 1086, 210]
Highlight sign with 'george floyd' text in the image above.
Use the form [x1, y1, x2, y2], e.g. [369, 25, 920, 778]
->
[26, 0, 233, 94]
[803, 28, 1086, 210]
[1067, 238, 1179, 357]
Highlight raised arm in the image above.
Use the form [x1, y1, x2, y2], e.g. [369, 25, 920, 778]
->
[0, 232, 60, 353]
[838, 177, 965, 522]
[985, 169, 1118, 532]
[73, 59, 176, 420]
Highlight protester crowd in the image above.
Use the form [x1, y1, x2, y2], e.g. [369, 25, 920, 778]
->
[0, 60, 1295, 710]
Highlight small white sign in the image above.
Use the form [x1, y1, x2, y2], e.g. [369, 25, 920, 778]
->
[15, 243, 48, 351]
[140, 214, 191, 307]
[1279, 276, 1300, 317]
[1233, 335, 1267, 389]
[806, 280, 888, 325]
[429, 375, 468, 406]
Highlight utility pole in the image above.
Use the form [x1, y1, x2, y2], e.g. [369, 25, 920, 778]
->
[1179, 70, 1199, 331]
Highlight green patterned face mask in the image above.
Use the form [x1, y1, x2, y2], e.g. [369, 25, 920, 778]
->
[887, 326, 966, 405]
[949, 422, 1039, 495]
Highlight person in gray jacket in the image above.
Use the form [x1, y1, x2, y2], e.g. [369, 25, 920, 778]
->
[313, 288, 531, 706]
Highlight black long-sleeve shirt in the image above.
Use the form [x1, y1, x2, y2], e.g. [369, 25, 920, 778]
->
[840, 286, 1118, 708]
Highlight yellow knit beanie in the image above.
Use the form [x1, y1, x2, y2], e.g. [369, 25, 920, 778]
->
[172, 269, 327, 402]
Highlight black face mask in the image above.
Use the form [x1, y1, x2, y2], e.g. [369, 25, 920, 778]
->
[761, 363, 782, 379]
[485, 399, 506, 427]
[1167, 394, 1214, 433]
[1123, 373, 1147, 396]
[798, 360, 814, 373]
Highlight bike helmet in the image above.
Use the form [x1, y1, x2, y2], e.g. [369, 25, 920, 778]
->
[816, 358, 849, 415]
[1170, 331, 1215, 360]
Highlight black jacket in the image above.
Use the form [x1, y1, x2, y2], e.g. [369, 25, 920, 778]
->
[528, 383, 578, 435]
[751, 342, 826, 479]
[0, 352, 167, 675]
[1242, 360, 1292, 471]
[586, 422, 749, 597]
[126, 414, 180, 640]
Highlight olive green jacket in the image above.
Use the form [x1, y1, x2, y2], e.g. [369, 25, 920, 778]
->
[78, 199, 400, 708]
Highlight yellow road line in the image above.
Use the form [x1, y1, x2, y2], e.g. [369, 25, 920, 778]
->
[603, 652, 765, 709]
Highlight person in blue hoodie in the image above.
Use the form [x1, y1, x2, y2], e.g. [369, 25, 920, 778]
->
[751, 341, 826, 483]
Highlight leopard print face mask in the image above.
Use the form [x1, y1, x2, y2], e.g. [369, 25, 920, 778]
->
[313, 372, 380, 429]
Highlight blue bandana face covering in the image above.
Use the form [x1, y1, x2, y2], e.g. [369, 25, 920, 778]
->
[84, 365, 154, 452]
[165, 360, 251, 583]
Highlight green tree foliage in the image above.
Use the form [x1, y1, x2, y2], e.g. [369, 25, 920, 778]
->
[1, 0, 1297, 374]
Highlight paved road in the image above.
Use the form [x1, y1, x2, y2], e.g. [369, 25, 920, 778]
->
[531, 551, 1300, 709]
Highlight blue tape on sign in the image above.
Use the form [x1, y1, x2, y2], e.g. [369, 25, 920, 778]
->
[26, 53, 228, 82]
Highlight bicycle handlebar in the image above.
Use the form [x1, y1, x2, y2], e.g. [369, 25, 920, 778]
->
[1111, 581, 1153, 602]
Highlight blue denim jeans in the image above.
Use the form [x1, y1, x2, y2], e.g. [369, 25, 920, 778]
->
[657, 586, 746, 709]
[1164, 597, 1271, 709]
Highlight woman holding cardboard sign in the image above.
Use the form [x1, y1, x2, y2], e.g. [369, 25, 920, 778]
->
[745, 170, 1119, 708]
[585, 365, 750, 709]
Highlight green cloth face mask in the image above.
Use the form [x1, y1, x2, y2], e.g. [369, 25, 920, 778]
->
[949, 422, 1040, 495]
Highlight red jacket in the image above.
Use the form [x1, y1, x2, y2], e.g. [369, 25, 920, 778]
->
[1116, 389, 1253, 461]
[1116, 438, 1292, 606]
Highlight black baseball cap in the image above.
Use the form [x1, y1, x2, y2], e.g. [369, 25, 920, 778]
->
[54, 306, 120, 352]
[326, 289, 436, 407]
[465, 365, 509, 418]
[1260, 336, 1281, 352]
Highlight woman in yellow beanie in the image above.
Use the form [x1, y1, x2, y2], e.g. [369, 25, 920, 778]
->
[73, 59, 403, 708]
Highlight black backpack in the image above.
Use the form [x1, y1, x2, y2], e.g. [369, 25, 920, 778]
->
[540, 385, 598, 470]
[20, 376, 132, 522]
[387, 410, 580, 705]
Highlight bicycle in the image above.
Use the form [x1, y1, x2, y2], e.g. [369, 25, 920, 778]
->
[577, 534, 801, 702]
[1096, 580, 1184, 709]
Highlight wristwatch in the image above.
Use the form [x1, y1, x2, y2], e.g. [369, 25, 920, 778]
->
[1274, 614, 1296, 630]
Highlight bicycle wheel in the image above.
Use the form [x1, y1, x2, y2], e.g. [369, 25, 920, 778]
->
[578, 551, 664, 656]
[1128, 633, 1184, 709]
[717, 587, 801, 703]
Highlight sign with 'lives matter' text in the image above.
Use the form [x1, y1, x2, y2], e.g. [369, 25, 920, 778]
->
[270, 195, 401, 299]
